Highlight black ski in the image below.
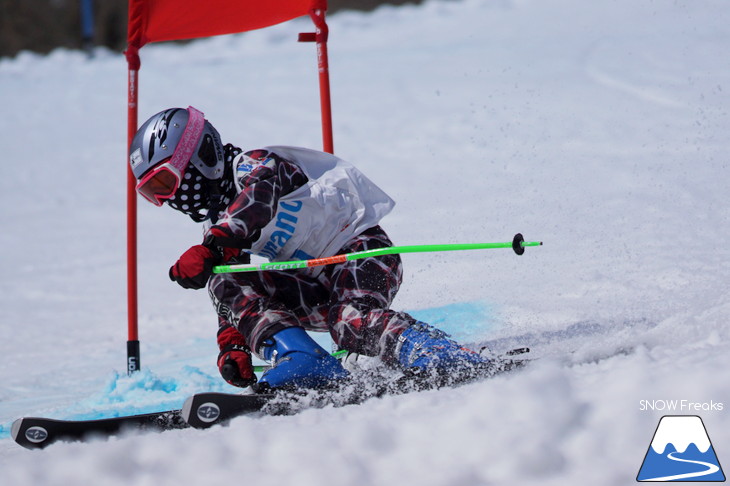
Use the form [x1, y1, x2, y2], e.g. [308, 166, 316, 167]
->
[12, 348, 530, 448]
[11, 410, 188, 449]
[181, 392, 276, 428]
[182, 347, 531, 428]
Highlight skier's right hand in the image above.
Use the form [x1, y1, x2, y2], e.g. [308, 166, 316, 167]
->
[170, 228, 244, 290]
[169, 244, 220, 290]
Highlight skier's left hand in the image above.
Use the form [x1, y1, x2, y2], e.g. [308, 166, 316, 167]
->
[169, 244, 220, 289]
[217, 324, 257, 387]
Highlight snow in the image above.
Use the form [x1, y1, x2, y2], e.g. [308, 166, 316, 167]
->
[1, 0, 729, 483]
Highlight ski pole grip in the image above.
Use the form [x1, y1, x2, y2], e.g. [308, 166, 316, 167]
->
[512, 233, 525, 255]
[220, 362, 239, 382]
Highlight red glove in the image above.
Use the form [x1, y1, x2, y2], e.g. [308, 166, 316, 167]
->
[217, 325, 256, 387]
[169, 228, 243, 290]
[169, 245, 220, 290]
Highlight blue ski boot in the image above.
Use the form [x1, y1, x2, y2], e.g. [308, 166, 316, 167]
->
[257, 327, 349, 390]
[395, 322, 490, 374]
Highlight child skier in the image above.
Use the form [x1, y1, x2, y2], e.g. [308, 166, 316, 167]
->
[129, 106, 490, 390]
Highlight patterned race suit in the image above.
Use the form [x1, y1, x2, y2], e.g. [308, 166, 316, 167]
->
[203, 146, 417, 362]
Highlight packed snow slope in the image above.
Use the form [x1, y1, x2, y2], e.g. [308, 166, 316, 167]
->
[1, 0, 729, 484]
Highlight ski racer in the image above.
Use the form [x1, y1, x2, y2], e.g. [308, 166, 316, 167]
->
[129, 106, 491, 391]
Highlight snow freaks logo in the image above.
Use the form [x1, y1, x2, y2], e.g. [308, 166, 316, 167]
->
[637, 416, 726, 482]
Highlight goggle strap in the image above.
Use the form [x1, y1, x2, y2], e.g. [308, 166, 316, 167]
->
[169, 106, 205, 173]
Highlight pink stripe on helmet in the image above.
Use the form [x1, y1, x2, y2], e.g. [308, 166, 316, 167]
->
[169, 106, 205, 173]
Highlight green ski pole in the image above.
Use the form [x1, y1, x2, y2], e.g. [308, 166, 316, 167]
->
[213, 233, 542, 274]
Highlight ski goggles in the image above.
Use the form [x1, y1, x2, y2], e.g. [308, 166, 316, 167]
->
[135, 106, 205, 206]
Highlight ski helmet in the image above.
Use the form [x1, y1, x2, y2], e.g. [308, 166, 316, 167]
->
[129, 106, 225, 204]
[129, 106, 233, 221]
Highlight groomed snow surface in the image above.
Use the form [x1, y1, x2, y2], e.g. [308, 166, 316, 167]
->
[1, 0, 728, 484]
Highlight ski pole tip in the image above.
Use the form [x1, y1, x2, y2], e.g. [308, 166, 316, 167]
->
[512, 233, 525, 255]
[512, 234, 543, 255]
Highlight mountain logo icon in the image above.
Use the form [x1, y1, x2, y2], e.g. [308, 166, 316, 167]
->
[637, 415, 725, 482]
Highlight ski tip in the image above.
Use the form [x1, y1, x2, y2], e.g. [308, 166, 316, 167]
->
[506, 347, 531, 356]
[10, 418, 22, 442]
[181, 396, 195, 424]
[182, 394, 228, 429]
[11, 417, 52, 449]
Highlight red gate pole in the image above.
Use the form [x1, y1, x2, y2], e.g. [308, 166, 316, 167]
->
[125, 45, 141, 374]
[300, 9, 334, 154]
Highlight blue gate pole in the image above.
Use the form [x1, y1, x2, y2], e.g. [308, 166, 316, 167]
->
[80, 0, 95, 55]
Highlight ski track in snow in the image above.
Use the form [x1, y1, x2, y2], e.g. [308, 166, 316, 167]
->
[1, 0, 729, 485]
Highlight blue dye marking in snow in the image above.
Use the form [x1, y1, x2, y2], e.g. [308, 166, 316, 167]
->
[408, 300, 496, 342]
